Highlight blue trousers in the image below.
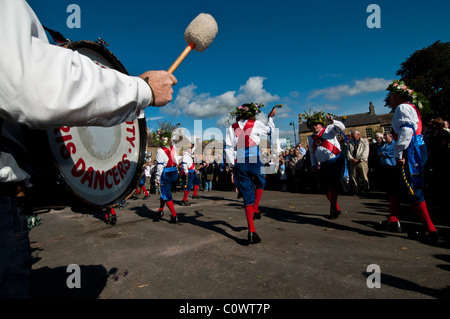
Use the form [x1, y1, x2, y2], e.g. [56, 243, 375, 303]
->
[235, 158, 265, 206]
[0, 196, 31, 299]
[184, 170, 200, 191]
[160, 167, 179, 201]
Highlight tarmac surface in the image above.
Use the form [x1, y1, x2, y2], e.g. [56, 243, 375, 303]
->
[28, 188, 450, 300]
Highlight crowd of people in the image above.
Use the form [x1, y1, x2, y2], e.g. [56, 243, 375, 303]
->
[139, 116, 449, 203]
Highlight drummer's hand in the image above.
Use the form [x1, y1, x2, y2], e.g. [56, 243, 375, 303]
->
[155, 179, 160, 185]
[139, 71, 177, 106]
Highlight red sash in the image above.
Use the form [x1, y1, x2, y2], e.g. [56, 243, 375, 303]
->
[163, 145, 177, 167]
[311, 127, 341, 156]
[232, 120, 257, 148]
[392, 103, 422, 141]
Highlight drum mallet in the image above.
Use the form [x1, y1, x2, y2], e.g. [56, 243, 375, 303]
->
[167, 13, 218, 74]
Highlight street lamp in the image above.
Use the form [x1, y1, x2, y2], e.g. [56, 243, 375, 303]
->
[289, 121, 297, 146]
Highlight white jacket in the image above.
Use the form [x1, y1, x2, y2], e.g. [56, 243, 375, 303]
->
[225, 117, 275, 164]
[392, 103, 419, 159]
[308, 120, 345, 167]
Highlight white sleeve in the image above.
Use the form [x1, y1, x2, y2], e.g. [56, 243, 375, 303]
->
[182, 154, 189, 174]
[155, 149, 167, 181]
[225, 126, 236, 165]
[0, 0, 152, 129]
[308, 136, 318, 167]
[392, 104, 417, 159]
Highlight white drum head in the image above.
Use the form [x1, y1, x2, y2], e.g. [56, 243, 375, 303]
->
[47, 41, 144, 207]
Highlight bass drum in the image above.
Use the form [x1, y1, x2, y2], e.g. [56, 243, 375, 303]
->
[32, 40, 146, 210]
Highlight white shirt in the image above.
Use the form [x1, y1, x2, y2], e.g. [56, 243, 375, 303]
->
[155, 143, 180, 181]
[308, 120, 345, 167]
[181, 146, 196, 174]
[392, 103, 419, 159]
[225, 117, 275, 164]
[0, 0, 152, 184]
[0, 0, 152, 128]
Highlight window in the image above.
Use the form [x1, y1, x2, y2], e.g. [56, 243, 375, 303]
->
[366, 128, 373, 139]
[383, 126, 392, 134]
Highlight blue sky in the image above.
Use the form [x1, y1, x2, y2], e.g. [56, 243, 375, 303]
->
[28, 0, 450, 142]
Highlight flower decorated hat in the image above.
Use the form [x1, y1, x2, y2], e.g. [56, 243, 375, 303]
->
[230, 102, 264, 120]
[154, 128, 173, 147]
[302, 109, 327, 128]
[386, 80, 430, 110]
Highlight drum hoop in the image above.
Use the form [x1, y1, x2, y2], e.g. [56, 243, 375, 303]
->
[49, 40, 147, 209]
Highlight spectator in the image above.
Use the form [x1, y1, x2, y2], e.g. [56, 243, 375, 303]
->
[369, 132, 385, 191]
[345, 131, 370, 195]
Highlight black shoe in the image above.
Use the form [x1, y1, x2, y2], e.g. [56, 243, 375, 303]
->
[154, 210, 163, 221]
[169, 216, 178, 224]
[248, 232, 261, 244]
[143, 195, 150, 199]
[179, 200, 191, 206]
[110, 215, 117, 225]
[253, 211, 261, 220]
[376, 220, 402, 232]
[329, 208, 341, 219]
[192, 195, 200, 199]
[408, 229, 439, 242]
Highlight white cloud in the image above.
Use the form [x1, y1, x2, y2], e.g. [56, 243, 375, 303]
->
[163, 76, 280, 121]
[309, 78, 392, 100]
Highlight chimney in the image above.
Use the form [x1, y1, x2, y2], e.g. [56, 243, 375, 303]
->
[298, 113, 302, 124]
[369, 102, 375, 115]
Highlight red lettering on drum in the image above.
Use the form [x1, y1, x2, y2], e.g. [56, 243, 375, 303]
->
[71, 155, 131, 191]
[105, 169, 113, 189]
[71, 157, 85, 177]
[94, 170, 105, 190]
[80, 166, 94, 188]
[112, 165, 120, 185]
[53, 127, 77, 159]
[122, 154, 130, 170]
[126, 121, 136, 149]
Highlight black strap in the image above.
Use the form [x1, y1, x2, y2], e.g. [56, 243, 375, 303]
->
[43, 26, 71, 43]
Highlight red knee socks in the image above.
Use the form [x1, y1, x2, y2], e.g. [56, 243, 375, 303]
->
[166, 200, 177, 217]
[182, 191, 189, 201]
[254, 189, 263, 213]
[245, 205, 256, 233]
[412, 201, 436, 232]
[193, 185, 199, 196]
[387, 194, 400, 222]
[142, 186, 149, 196]
[326, 188, 339, 211]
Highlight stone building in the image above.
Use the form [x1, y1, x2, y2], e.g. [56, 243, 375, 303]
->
[297, 102, 394, 146]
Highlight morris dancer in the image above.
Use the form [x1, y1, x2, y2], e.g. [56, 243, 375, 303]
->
[180, 144, 201, 206]
[377, 80, 438, 241]
[304, 111, 345, 219]
[154, 130, 180, 224]
[225, 102, 276, 244]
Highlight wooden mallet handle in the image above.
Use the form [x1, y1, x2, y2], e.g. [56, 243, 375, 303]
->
[168, 41, 196, 74]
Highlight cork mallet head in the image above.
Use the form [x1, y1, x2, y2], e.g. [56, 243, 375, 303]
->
[167, 13, 218, 73]
[184, 13, 218, 52]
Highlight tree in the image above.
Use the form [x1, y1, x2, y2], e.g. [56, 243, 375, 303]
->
[394, 41, 450, 122]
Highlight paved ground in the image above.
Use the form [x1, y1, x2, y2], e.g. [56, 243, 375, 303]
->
[29, 189, 450, 300]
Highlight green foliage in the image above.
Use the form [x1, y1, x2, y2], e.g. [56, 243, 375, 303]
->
[389, 41, 450, 121]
